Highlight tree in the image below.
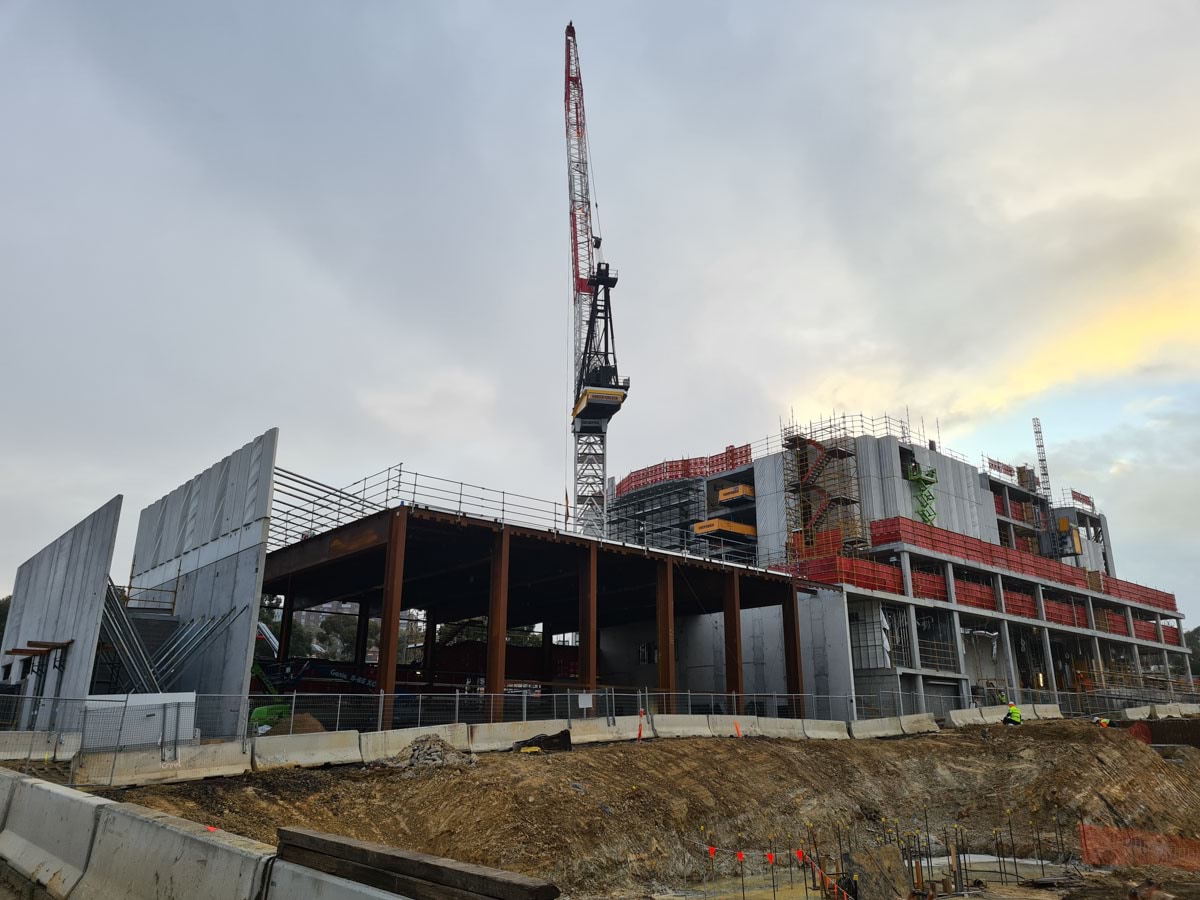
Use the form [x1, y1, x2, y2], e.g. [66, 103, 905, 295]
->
[288, 620, 319, 658]
[1186, 626, 1200, 659]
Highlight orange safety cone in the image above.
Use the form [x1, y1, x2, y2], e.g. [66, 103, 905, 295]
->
[734, 719, 742, 738]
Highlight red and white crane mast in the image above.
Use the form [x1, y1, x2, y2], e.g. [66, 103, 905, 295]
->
[564, 22, 628, 536]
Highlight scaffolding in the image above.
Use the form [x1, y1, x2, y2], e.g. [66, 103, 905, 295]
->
[783, 418, 868, 559]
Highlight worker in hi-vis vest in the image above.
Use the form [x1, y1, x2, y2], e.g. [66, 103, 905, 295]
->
[1002, 702, 1022, 725]
[1092, 716, 1111, 727]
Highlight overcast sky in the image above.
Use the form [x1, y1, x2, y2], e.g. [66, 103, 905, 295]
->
[1, 2, 1197, 617]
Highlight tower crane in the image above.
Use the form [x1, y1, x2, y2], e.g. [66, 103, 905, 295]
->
[564, 22, 628, 536]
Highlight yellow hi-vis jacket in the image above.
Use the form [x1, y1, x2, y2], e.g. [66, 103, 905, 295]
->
[1008, 706, 1022, 723]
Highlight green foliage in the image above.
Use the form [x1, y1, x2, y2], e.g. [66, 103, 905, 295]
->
[1186, 626, 1200, 658]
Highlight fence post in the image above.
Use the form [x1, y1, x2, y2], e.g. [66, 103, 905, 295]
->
[377, 692, 385, 732]
[335, 695, 342, 732]
[289, 692, 298, 735]
[106, 696, 131, 788]
[417, 694, 423, 728]
[566, 690, 572, 726]
[687, 690, 692, 715]
[454, 690, 460, 724]
[522, 692, 527, 722]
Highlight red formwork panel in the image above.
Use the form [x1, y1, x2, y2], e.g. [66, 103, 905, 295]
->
[1043, 598, 1089, 628]
[1163, 624, 1182, 646]
[993, 493, 1005, 516]
[1133, 619, 1159, 642]
[796, 555, 904, 594]
[955, 579, 997, 611]
[911, 570, 948, 601]
[870, 517, 1177, 612]
[1104, 609, 1130, 636]
[1004, 589, 1038, 619]
[615, 444, 752, 497]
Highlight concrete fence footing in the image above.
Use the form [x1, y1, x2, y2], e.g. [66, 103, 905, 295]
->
[359, 725, 470, 763]
[849, 718, 904, 739]
[468, 720, 570, 753]
[252, 731, 364, 771]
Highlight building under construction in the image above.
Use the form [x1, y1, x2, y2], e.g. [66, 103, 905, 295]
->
[609, 413, 1188, 718]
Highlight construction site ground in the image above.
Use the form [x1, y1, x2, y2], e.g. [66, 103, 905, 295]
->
[85, 720, 1200, 897]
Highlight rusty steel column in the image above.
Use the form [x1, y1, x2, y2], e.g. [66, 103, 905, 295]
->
[422, 614, 437, 686]
[656, 559, 676, 710]
[277, 592, 294, 663]
[781, 580, 805, 716]
[378, 506, 409, 728]
[578, 544, 598, 692]
[486, 529, 511, 721]
[724, 571, 744, 705]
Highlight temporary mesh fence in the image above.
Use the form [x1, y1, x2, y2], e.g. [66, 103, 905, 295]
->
[1080, 823, 1200, 870]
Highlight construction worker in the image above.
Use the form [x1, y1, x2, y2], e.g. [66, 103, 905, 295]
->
[1002, 701, 1022, 725]
[1092, 716, 1111, 728]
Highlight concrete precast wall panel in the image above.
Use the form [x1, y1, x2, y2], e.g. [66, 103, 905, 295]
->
[130, 430, 277, 734]
[753, 454, 788, 566]
[1, 496, 122, 727]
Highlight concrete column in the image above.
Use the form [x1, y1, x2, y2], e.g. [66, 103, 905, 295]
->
[1034, 585, 1047, 621]
[1185, 650, 1194, 687]
[1092, 636, 1107, 689]
[378, 507, 409, 700]
[541, 626, 554, 686]
[913, 673, 927, 714]
[780, 584, 804, 707]
[656, 560, 676, 700]
[907, 603, 923, 670]
[1085, 596, 1097, 630]
[723, 571, 744, 699]
[944, 562, 957, 604]
[1040, 627, 1058, 696]
[1002, 487, 1012, 518]
[950, 610, 969, 699]
[485, 529, 511, 720]
[1124, 606, 1136, 641]
[1163, 650, 1175, 697]
[577, 545, 598, 691]
[1130, 644, 1143, 678]
[1000, 620, 1019, 698]
[900, 551, 914, 598]
[1156, 615, 1165, 645]
[993, 574, 1007, 614]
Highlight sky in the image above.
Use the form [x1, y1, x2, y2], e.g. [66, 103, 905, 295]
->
[1, 2, 1197, 616]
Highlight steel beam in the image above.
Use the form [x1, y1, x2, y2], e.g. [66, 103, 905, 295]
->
[578, 544, 598, 691]
[486, 529, 511, 720]
[277, 593, 294, 663]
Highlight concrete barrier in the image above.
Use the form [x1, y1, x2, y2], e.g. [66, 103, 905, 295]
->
[801, 720, 850, 740]
[1122, 706, 1152, 721]
[54, 733, 81, 763]
[898, 713, 939, 735]
[1179, 703, 1200, 717]
[71, 741, 251, 787]
[757, 719, 808, 740]
[0, 731, 52, 762]
[266, 859, 402, 899]
[979, 705, 1011, 725]
[468, 720, 570, 753]
[360, 725, 470, 763]
[0, 779, 114, 899]
[72, 803, 274, 900]
[945, 708, 985, 728]
[0, 768, 31, 829]
[568, 716, 645, 745]
[1152, 704, 1184, 719]
[252, 730, 363, 771]
[708, 715, 761, 738]
[849, 717, 904, 739]
[651, 714, 713, 739]
[1032, 704, 1064, 720]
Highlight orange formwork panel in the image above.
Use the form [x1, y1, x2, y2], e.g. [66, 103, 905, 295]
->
[911, 570, 947, 601]
[955, 579, 997, 611]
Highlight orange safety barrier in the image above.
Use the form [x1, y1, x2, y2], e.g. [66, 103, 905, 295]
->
[1163, 624, 1182, 646]
[870, 518, 1177, 612]
[794, 556, 904, 594]
[1104, 609, 1130, 636]
[1081, 823, 1200, 870]
[1043, 598, 1088, 628]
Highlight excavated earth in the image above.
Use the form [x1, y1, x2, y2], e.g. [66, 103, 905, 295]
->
[97, 720, 1200, 897]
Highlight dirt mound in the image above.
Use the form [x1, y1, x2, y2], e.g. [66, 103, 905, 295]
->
[369, 734, 476, 777]
[261, 713, 325, 736]
[104, 721, 1200, 897]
